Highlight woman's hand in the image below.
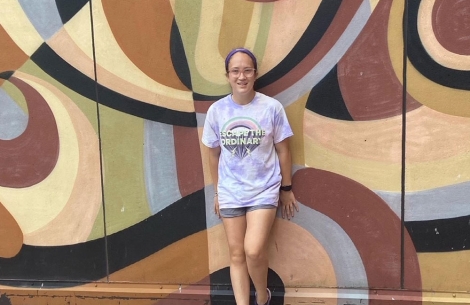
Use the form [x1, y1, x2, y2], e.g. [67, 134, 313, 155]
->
[214, 195, 221, 219]
[279, 191, 299, 220]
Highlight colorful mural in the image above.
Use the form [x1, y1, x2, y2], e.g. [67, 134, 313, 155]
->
[0, 0, 469, 304]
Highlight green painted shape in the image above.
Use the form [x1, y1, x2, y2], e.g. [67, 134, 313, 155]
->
[99, 105, 151, 235]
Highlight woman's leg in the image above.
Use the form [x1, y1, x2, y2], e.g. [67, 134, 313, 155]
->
[222, 215, 250, 305]
[245, 208, 277, 304]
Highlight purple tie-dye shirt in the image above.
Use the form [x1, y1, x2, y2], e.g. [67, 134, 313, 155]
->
[202, 92, 293, 209]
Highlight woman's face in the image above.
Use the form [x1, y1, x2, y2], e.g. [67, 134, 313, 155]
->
[226, 52, 257, 96]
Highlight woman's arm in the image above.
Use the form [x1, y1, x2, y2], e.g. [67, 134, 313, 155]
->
[275, 138, 299, 219]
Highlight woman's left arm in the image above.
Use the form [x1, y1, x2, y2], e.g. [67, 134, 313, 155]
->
[275, 138, 299, 219]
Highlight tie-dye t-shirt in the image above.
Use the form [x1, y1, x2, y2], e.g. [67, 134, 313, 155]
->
[202, 92, 293, 209]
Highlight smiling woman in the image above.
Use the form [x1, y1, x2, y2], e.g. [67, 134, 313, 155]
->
[202, 48, 298, 305]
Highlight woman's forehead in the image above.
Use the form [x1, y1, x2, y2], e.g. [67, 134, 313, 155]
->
[228, 52, 255, 68]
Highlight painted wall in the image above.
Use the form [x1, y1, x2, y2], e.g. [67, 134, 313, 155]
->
[0, 0, 469, 303]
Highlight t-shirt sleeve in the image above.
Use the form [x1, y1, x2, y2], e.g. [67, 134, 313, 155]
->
[273, 104, 294, 144]
[201, 107, 220, 148]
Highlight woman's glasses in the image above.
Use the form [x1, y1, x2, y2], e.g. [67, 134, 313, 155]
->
[227, 68, 256, 77]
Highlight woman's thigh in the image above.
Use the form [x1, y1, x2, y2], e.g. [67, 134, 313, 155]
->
[222, 215, 247, 256]
[244, 208, 277, 255]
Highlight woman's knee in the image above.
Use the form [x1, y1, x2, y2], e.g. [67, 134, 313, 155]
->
[244, 246, 266, 262]
[229, 247, 247, 264]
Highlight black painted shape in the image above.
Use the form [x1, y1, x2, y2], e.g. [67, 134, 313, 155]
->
[405, 214, 470, 252]
[30, 43, 197, 127]
[0, 293, 12, 305]
[210, 267, 285, 305]
[107, 189, 206, 273]
[55, 0, 90, 24]
[306, 65, 353, 121]
[255, 0, 343, 90]
[407, 0, 470, 91]
[193, 92, 227, 102]
[0, 190, 206, 284]
[0, 71, 14, 80]
[170, 18, 192, 91]
[0, 235, 106, 282]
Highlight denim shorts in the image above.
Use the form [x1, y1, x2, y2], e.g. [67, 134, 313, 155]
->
[219, 204, 276, 218]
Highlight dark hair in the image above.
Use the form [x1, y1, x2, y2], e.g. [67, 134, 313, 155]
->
[224, 48, 258, 72]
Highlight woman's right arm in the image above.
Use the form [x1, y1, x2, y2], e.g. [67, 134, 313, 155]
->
[208, 146, 221, 217]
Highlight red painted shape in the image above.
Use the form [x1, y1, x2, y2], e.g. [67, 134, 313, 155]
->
[433, 0, 470, 55]
[337, 0, 421, 120]
[173, 126, 205, 197]
[0, 77, 59, 188]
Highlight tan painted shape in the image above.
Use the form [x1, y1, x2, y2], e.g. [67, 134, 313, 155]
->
[50, 28, 194, 113]
[82, 0, 193, 102]
[244, 3, 263, 51]
[0, 72, 79, 234]
[304, 107, 470, 164]
[270, 219, 337, 287]
[101, 0, 188, 91]
[304, 115, 470, 191]
[304, 124, 401, 192]
[47, 28, 95, 79]
[368, 0, 381, 11]
[388, 0, 470, 117]
[419, 251, 470, 292]
[261, 0, 320, 75]
[0, 201, 23, 258]
[195, 0, 226, 86]
[22, 77, 101, 246]
[195, 0, 261, 85]
[285, 93, 307, 165]
[207, 224, 230, 272]
[208, 219, 337, 287]
[405, 152, 470, 191]
[0, 25, 29, 74]
[418, 0, 470, 70]
[218, 0, 262, 53]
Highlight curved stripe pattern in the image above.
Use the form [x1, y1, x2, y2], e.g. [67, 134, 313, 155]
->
[418, 0, 470, 70]
[31, 43, 197, 127]
[256, 0, 343, 89]
[293, 168, 422, 290]
[0, 190, 205, 283]
[271, 0, 370, 108]
[377, 181, 470, 222]
[293, 202, 369, 290]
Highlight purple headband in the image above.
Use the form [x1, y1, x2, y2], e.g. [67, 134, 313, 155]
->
[225, 48, 258, 72]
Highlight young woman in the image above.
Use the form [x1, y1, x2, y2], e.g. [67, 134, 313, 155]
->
[202, 48, 299, 305]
